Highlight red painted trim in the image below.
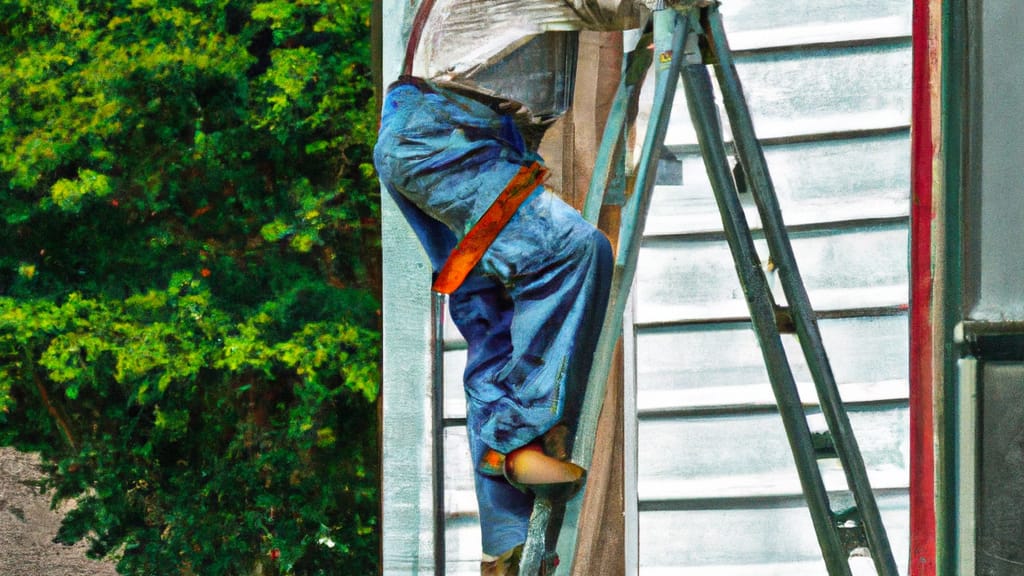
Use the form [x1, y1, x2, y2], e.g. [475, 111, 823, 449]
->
[909, 1, 937, 575]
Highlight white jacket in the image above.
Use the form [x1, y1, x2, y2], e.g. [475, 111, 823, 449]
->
[410, 0, 646, 84]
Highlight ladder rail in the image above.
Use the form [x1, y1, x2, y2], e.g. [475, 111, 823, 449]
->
[704, 10, 900, 575]
[581, 50, 633, 224]
[574, 7, 689, 472]
[582, 26, 652, 224]
[431, 292, 447, 575]
[521, 9, 690, 575]
[680, 60, 854, 576]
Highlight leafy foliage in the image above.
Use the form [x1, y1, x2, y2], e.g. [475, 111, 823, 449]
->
[0, 0, 380, 573]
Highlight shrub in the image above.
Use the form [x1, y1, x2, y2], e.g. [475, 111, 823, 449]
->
[0, 0, 380, 573]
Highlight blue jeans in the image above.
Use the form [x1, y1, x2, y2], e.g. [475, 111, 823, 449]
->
[375, 78, 613, 555]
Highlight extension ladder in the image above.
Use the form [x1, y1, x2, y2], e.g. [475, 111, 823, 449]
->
[431, 2, 901, 574]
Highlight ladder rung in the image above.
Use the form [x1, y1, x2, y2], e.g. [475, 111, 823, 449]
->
[833, 507, 871, 553]
[773, 305, 796, 334]
[811, 430, 838, 459]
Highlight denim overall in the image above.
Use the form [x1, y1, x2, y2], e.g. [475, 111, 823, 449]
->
[374, 78, 612, 555]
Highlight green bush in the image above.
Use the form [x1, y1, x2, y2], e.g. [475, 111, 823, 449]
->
[0, 0, 380, 573]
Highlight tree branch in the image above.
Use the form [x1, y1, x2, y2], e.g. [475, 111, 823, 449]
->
[22, 348, 79, 452]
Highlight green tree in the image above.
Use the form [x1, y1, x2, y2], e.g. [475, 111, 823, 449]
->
[0, 0, 380, 573]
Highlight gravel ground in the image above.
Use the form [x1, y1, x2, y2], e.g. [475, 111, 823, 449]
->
[0, 447, 118, 576]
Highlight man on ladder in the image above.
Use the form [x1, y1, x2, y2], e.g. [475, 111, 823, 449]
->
[373, 0, 692, 573]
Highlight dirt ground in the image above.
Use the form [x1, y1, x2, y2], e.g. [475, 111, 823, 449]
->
[0, 447, 118, 576]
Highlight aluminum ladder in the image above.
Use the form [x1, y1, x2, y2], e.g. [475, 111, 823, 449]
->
[514, 3, 901, 574]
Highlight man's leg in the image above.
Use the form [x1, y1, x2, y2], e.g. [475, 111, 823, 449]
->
[449, 276, 535, 557]
[449, 191, 614, 555]
[376, 80, 613, 561]
[474, 189, 614, 460]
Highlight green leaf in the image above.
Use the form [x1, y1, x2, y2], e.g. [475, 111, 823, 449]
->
[48, 169, 112, 212]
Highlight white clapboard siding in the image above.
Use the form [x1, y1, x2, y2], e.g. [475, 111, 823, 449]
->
[717, 0, 911, 50]
[636, 314, 910, 410]
[635, 224, 909, 324]
[646, 132, 911, 235]
[638, 408, 910, 501]
[636, 41, 912, 148]
[438, 0, 913, 573]
[638, 494, 910, 576]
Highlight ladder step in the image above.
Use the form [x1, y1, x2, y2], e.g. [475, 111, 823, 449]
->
[833, 506, 871, 554]
[811, 430, 838, 459]
[773, 305, 797, 334]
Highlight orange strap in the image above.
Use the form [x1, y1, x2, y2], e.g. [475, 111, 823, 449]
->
[433, 163, 549, 294]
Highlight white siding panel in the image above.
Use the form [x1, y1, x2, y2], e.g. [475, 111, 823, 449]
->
[638, 42, 912, 147]
[719, 0, 912, 49]
[442, 427, 477, 517]
[635, 224, 909, 325]
[636, 314, 909, 410]
[638, 494, 910, 574]
[445, 517, 483, 576]
[637, 407, 909, 501]
[444, 348, 468, 419]
[646, 133, 911, 236]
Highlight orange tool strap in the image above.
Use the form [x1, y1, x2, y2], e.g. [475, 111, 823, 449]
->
[433, 162, 549, 294]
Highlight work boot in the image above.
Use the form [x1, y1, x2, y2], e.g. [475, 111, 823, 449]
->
[503, 444, 585, 500]
[477, 423, 576, 477]
[477, 423, 586, 501]
[480, 544, 522, 576]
